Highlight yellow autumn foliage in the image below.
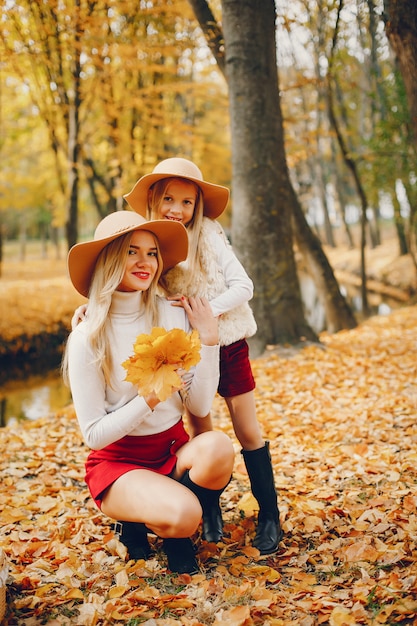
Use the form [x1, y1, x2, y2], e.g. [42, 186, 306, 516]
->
[122, 327, 201, 401]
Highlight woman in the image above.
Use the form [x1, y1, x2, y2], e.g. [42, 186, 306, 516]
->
[63, 210, 235, 574]
[123, 158, 282, 554]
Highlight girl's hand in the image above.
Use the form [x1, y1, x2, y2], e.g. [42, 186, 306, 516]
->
[167, 293, 184, 306]
[71, 304, 88, 330]
[179, 296, 219, 346]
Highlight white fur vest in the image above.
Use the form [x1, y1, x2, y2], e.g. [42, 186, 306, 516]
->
[163, 218, 257, 346]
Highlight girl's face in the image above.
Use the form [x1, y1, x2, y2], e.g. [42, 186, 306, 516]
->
[117, 230, 159, 292]
[158, 179, 197, 226]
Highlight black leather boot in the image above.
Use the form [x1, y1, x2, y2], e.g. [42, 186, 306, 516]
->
[163, 538, 199, 574]
[242, 442, 283, 555]
[114, 521, 152, 560]
[180, 470, 226, 543]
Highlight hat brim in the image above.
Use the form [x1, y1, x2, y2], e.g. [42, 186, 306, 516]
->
[123, 173, 230, 219]
[68, 219, 188, 297]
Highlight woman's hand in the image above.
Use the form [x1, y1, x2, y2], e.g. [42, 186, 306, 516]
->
[144, 392, 161, 410]
[177, 296, 219, 346]
[143, 369, 186, 409]
[71, 304, 88, 330]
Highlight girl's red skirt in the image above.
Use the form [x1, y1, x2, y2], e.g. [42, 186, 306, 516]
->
[85, 420, 189, 509]
[218, 339, 256, 397]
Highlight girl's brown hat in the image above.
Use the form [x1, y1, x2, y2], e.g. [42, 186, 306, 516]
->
[67, 210, 188, 297]
[123, 157, 230, 219]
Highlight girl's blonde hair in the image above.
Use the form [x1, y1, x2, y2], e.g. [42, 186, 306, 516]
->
[148, 178, 207, 293]
[63, 231, 163, 387]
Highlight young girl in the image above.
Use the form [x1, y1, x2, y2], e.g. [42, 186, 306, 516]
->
[63, 210, 235, 574]
[123, 158, 283, 555]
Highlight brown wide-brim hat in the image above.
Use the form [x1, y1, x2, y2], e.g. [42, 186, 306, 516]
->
[123, 157, 230, 220]
[67, 210, 188, 297]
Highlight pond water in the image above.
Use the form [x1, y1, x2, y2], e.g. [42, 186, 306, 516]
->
[299, 272, 396, 332]
[0, 369, 73, 428]
[0, 278, 400, 428]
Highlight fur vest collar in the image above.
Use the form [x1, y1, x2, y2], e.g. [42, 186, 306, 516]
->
[164, 218, 257, 346]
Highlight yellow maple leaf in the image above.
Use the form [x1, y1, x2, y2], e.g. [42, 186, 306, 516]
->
[122, 327, 201, 401]
[108, 585, 128, 598]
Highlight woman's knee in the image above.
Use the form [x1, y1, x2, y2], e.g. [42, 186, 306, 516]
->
[208, 431, 234, 463]
[156, 493, 202, 537]
[194, 431, 235, 475]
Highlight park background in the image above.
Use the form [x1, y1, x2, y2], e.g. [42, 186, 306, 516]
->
[0, 0, 417, 624]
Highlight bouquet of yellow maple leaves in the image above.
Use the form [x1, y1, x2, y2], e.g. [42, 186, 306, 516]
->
[122, 327, 201, 401]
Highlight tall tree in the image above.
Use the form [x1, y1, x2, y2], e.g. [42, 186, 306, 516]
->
[383, 0, 417, 265]
[188, 0, 356, 352]
[221, 0, 319, 353]
[383, 0, 417, 151]
[327, 0, 371, 314]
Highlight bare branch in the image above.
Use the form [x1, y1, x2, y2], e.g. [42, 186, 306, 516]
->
[187, 0, 225, 76]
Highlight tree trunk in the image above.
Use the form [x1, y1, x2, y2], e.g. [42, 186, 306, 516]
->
[333, 169, 355, 248]
[65, 0, 82, 250]
[384, 0, 417, 151]
[0, 219, 3, 278]
[328, 94, 370, 315]
[392, 191, 408, 255]
[185, 0, 225, 75]
[221, 0, 317, 354]
[403, 178, 417, 265]
[19, 215, 26, 262]
[328, 0, 369, 314]
[291, 189, 357, 333]
[66, 104, 80, 249]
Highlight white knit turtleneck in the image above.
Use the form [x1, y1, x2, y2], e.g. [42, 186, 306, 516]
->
[67, 291, 220, 450]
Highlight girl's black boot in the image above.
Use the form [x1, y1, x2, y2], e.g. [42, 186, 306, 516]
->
[180, 470, 225, 543]
[114, 521, 152, 560]
[241, 442, 283, 555]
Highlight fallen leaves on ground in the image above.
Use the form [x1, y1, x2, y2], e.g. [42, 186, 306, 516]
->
[1, 305, 417, 625]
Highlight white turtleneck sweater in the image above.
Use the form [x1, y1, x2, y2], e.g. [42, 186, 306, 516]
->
[67, 291, 220, 451]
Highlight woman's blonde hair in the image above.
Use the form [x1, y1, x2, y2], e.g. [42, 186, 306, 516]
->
[148, 178, 208, 293]
[63, 230, 163, 387]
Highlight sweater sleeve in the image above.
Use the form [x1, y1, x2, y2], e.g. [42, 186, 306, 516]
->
[181, 344, 220, 416]
[208, 223, 254, 318]
[67, 327, 154, 450]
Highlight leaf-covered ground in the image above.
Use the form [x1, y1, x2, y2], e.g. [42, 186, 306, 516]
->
[0, 258, 85, 358]
[1, 305, 416, 625]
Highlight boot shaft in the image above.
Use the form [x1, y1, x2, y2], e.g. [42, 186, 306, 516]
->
[242, 442, 279, 519]
[179, 470, 227, 512]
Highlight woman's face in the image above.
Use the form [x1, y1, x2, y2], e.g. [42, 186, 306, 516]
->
[117, 230, 159, 292]
[158, 179, 197, 226]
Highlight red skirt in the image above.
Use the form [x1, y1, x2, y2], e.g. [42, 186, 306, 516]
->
[85, 420, 189, 509]
[218, 339, 256, 397]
